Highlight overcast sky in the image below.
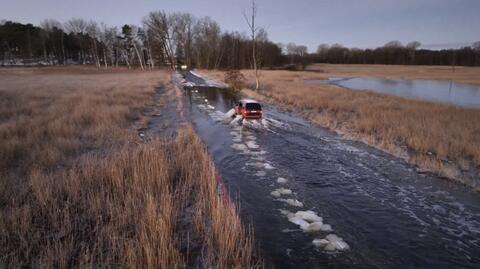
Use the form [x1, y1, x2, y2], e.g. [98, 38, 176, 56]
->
[2, 0, 479, 51]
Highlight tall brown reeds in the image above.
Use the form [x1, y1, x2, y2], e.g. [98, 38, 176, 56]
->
[0, 67, 260, 268]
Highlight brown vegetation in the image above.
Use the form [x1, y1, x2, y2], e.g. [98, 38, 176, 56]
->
[200, 66, 480, 189]
[0, 67, 260, 268]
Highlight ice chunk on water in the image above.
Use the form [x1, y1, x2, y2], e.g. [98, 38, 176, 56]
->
[277, 177, 288, 184]
[270, 190, 281, 197]
[325, 234, 349, 251]
[312, 239, 329, 248]
[324, 243, 336, 251]
[231, 143, 247, 151]
[276, 188, 292, 195]
[320, 224, 333, 232]
[246, 140, 259, 149]
[301, 222, 324, 232]
[281, 199, 303, 207]
[288, 216, 309, 230]
[294, 211, 322, 223]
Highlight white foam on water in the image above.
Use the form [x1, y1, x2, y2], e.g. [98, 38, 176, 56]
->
[204, 98, 208, 103]
[225, 108, 236, 118]
[232, 126, 242, 132]
[231, 143, 248, 151]
[245, 135, 256, 140]
[207, 104, 215, 110]
[246, 162, 266, 168]
[249, 150, 267, 155]
[261, 118, 269, 128]
[246, 140, 259, 149]
[230, 115, 243, 125]
[277, 177, 288, 184]
[232, 137, 242, 143]
[312, 239, 329, 248]
[251, 156, 266, 161]
[255, 171, 267, 177]
[279, 209, 294, 218]
[264, 163, 275, 170]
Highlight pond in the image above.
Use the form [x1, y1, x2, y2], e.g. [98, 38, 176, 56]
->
[305, 77, 480, 108]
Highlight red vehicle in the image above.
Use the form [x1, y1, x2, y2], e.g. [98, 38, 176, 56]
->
[234, 99, 262, 119]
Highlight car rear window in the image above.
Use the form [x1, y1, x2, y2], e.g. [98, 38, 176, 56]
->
[246, 103, 261, 110]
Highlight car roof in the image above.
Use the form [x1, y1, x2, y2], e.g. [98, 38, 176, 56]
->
[239, 99, 260, 104]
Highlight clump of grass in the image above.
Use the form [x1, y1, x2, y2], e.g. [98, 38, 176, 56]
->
[0, 67, 261, 268]
[200, 68, 480, 188]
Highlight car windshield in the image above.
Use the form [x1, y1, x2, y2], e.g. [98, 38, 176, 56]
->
[246, 103, 261, 111]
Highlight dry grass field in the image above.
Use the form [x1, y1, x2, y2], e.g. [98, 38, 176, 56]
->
[0, 67, 260, 268]
[200, 66, 480, 189]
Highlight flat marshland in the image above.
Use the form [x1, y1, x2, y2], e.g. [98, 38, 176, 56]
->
[0, 67, 260, 268]
[201, 65, 480, 188]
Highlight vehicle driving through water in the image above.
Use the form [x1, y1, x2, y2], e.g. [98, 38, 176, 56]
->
[234, 99, 263, 119]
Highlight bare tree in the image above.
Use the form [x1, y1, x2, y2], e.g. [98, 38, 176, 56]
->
[143, 11, 177, 70]
[64, 18, 88, 34]
[473, 41, 480, 50]
[384, 40, 403, 48]
[406, 41, 421, 64]
[244, 0, 260, 90]
[172, 13, 195, 67]
[86, 21, 101, 68]
[193, 17, 221, 69]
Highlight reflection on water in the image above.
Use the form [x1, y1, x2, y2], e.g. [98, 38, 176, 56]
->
[305, 77, 480, 108]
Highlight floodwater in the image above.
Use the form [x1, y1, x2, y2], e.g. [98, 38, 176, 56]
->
[180, 72, 480, 268]
[305, 77, 480, 108]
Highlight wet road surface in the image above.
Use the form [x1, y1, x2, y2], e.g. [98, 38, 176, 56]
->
[178, 71, 480, 268]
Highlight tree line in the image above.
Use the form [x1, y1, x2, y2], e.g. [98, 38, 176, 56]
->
[2, 16, 479, 69]
[308, 40, 480, 66]
[0, 13, 283, 70]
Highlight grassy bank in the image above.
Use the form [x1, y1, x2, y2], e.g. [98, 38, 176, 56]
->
[0, 67, 260, 268]
[200, 67, 480, 190]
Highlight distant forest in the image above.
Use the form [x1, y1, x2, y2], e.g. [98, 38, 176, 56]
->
[1, 15, 479, 69]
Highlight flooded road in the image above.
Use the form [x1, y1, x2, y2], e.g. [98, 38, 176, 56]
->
[305, 77, 480, 108]
[180, 72, 480, 268]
